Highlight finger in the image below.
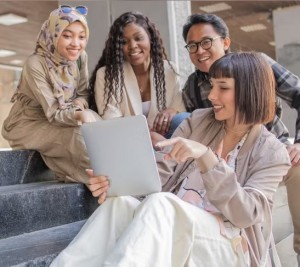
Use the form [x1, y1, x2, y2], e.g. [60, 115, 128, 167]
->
[91, 185, 109, 198]
[86, 169, 94, 177]
[89, 180, 110, 192]
[156, 137, 181, 148]
[98, 192, 107, 205]
[159, 114, 168, 127]
[293, 160, 300, 167]
[288, 150, 297, 161]
[167, 141, 182, 160]
[161, 116, 170, 134]
[291, 153, 300, 166]
[152, 115, 159, 131]
[170, 144, 189, 162]
[156, 117, 165, 133]
[89, 176, 108, 185]
[165, 118, 171, 134]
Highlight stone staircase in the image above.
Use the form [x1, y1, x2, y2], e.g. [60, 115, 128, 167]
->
[0, 150, 296, 266]
[0, 150, 98, 267]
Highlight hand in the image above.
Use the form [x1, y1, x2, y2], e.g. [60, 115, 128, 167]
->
[156, 137, 208, 163]
[72, 99, 85, 111]
[75, 110, 97, 123]
[286, 143, 300, 167]
[86, 169, 110, 204]
[150, 131, 166, 150]
[152, 108, 178, 136]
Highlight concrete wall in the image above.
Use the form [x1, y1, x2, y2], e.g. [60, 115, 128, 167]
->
[0, 68, 20, 148]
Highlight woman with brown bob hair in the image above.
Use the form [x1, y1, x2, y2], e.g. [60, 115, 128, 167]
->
[209, 51, 276, 126]
[51, 52, 290, 267]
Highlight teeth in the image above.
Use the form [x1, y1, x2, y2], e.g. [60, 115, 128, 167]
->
[213, 105, 224, 110]
[130, 52, 140, 56]
[198, 56, 209, 62]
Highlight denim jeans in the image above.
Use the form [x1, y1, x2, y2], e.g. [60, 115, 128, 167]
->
[165, 112, 191, 139]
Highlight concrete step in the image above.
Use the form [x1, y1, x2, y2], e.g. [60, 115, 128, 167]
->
[0, 220, 86, 267]
[0, 181, 98, 239]
[0, 150, 55, 186]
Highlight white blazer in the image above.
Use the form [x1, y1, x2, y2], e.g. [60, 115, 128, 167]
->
[95, 60, 185, 128]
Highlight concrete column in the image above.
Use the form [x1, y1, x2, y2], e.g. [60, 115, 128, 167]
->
[167, 1, 193, 88]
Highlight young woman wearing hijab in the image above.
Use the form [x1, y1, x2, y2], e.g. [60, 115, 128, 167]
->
[88, 11, 185, 137]
[2, 6, 99, 184]
[51, 52, 290, 267]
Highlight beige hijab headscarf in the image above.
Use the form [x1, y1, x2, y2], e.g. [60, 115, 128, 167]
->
[34, 7, 89, 109]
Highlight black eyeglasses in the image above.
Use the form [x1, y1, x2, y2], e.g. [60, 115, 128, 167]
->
[185, 36, 221, 54]
[59, 5, 88, 16]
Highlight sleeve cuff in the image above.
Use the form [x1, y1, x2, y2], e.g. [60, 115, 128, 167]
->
[196, 147, 220, 173]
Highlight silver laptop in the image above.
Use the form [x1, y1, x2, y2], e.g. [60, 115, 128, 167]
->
[81, 115, 162, 197]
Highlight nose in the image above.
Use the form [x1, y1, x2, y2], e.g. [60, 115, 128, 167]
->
[71, 38, 80, 46]
[208, 85, 217, 102]
[128, 39, 137, 49]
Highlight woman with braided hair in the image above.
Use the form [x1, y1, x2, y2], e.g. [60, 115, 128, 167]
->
[88, 11, 185, 136]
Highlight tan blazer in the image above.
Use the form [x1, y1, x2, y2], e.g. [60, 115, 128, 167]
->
[95, 60, 185, 128]
[156, 108, 291, 267]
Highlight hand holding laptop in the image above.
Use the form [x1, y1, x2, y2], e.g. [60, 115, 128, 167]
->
[86, 169, 110, 204]
[81, 115, 162, 199]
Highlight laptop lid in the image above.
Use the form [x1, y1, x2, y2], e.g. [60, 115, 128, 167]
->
[81, 115, 162, 197]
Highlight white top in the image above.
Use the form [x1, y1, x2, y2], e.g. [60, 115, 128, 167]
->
[142, 101, 151, 117]
[94, 60, 185, 128]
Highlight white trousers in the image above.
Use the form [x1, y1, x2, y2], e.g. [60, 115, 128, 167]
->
[50, 193, 241, 267]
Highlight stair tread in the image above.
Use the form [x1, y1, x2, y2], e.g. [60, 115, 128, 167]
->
[0, 221, 85, 267]
[0, 181, 97, 239]
[0, 181, 81, 194]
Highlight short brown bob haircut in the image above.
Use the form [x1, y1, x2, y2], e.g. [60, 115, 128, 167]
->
[209, 52, 275, 125]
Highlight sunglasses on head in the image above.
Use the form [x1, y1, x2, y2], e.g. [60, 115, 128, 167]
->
[59, 5, 88, 16]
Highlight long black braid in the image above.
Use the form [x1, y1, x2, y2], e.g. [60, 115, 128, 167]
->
[88, 11, 174, 114]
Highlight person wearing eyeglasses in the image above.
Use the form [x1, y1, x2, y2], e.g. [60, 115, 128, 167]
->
[181, 13, 300, 264]
[88, 11, 185, 137]
[2, 6, 100, 184]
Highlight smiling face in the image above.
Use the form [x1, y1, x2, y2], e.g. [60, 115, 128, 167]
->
[122, 22, 151, 69]
[56, 21, 87, 61]
[208, 77, 236, 125]
[186, 23, 230, 73]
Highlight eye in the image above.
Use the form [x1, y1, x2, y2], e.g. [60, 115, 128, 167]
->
[79, 35, 86, 40]
[121, 39, 127, 45]
[62, 34, 72, 39]
[135, 35, 144, 42]
[201, 39, 211, 47]
[188, 43, 197, 49]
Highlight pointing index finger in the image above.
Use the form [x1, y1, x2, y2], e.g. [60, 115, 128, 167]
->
[156, 137, 179, 148]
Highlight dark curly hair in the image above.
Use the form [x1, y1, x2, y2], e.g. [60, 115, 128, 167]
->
[88, 11, 172, 114]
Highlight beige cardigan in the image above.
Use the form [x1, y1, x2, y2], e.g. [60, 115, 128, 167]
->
[95, 60, 185, 128]
[156, 108, 291, 267]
